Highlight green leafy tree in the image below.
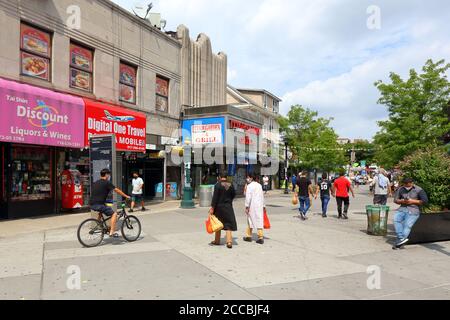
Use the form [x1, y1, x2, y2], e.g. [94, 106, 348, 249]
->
[279, 105, 346, 172]
[373, 59, 450, 167]
[344, 140, 376, 165]
[399, 147, 450, 212]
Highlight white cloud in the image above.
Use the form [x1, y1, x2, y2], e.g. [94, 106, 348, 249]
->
[112, 0, 450, 139]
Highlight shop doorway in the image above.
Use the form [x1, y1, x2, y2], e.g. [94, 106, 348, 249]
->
[0, 144, 7, 219]
[124, 156, 164, 201]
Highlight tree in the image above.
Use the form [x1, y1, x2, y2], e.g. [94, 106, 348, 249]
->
[344, 140, 376, 165]
[278, 105, 346, 172]
[373, 59, 450, 167]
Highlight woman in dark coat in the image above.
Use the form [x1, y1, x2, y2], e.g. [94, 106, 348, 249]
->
[209, 173, 237, 249]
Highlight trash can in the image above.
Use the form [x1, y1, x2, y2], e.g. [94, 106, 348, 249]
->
[366, 205, 390, 236]
[199, 185, 215, 207]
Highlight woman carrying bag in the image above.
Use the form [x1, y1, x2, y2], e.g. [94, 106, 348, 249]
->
[209, 172, 238, 249]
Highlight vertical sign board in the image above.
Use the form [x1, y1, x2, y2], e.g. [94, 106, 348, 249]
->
[89, 135, 116, 206]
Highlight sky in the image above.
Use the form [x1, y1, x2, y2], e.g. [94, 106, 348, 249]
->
[111, 0, 450, 140]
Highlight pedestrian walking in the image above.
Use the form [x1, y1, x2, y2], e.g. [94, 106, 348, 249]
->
[209, 172, 238, 249]
[295, 171, 314, 220]
[263, 175, 270, 194]
[129, 172, 146, 212]
[243, 172, 266, 245]
[392, 177, 428, 249]
[332, 169, 355, 219]
[291, 173, 297, 192]
[371, 169, 392, 206]
[315, 172, 334, 218]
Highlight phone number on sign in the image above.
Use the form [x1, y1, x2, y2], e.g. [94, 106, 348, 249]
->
[178, 305, 270, 318]
[0, 135, 25, 142]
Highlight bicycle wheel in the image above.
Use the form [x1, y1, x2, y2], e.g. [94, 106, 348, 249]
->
[121, 215, 141, 242]
[77, 219, 105, 248]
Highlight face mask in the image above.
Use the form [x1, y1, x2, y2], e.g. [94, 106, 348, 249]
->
[405, 186, 413, 191]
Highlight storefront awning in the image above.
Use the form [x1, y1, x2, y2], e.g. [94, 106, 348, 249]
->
[0, 78, 85, 148]
[84, 98, 147, 152]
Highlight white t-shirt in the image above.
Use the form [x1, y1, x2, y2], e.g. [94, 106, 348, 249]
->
[132, 177, 144, 195]
[263, 176, 269, 185]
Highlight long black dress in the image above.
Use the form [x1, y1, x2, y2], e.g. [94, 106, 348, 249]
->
[211, 181, 237, 231]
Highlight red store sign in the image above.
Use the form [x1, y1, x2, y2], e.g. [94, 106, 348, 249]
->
[229, 119, 261, 136]
[84, 99, 146, 152]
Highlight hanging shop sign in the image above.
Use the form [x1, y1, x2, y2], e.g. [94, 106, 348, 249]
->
[84, 98, 146, 152]
[229, 119, 261, 146]
[0, 78, 85, 148]
[182, 117, 225, 146]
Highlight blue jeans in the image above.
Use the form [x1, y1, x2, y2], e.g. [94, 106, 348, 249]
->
[394, 208, 420, 240]
[321, 196, 331, 215]
[299, 196, 311, 216]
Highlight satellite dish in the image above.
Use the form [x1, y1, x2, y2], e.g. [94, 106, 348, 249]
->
[132, 2, 153, 19]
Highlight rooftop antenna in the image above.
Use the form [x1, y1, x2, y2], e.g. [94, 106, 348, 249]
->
[132, 2, 153, 20]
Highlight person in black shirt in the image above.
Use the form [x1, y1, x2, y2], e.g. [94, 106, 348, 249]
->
[90, 169, 130, 238]
[295, 171, 314, 220]
[315, 172, 335, 218]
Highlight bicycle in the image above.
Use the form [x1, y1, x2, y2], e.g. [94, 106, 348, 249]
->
[77, 201, 142, 248]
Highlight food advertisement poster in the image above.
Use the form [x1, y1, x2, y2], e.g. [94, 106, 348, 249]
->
[20, 24, 51, 57]
[70, 68, 91, 91]
[21, 52, 50, 81]
[70, 43, 93, 72]
[119, 84, 135, 104]
[156, 77, 169, 96]
[155, 95, 168, 112]
[120, 63, 136, 86]
[0, 78, 85, 148]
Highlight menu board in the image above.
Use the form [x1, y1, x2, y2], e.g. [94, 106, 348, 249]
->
[120, 63, 136, 86]
[21, 52, 50, 81]
[21, 24, 51, 57]
[156, 77, 169, 97]
[70, 68, 91, 91]
[70, 43, 93, 72]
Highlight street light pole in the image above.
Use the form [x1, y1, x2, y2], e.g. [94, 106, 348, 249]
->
[284, 141, 289, 194]
[180, 143, 195, 209]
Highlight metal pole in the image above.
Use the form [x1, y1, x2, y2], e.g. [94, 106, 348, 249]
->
[180, 144, 195, 209]
[284, 141, 289, 194]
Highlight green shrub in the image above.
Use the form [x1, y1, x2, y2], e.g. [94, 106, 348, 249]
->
[399, 147, 450, 212]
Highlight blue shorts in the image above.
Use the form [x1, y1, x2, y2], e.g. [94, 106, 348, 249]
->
[132, 194, 144, 202]
[91, 204, 114, 217]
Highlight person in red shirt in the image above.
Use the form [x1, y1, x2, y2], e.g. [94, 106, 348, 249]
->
[332, 169, 355, 219]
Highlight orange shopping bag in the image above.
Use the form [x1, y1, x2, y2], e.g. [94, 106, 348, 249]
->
[205, 216, 214, 234]
[263, 208, 271, 229]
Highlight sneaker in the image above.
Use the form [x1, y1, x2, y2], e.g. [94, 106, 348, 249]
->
[338, 215, 342, 219]
[322, 214, 327, 218]
[396, 238, 409, 248]
[256, 238, 264, 245]
[299, 214, 306, 221]
[141, 207, 147, 212]
[129, 209, 134, 213]
[342, 214, 349, 220]
[243, 237, 252, 243]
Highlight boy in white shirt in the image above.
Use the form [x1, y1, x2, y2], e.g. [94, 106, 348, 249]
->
[130, 172, 146, 212]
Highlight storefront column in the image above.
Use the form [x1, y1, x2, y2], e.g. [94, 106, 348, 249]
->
[163, 154, 167, 201]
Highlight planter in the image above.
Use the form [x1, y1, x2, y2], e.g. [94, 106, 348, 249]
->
[408, 211, 450, 245]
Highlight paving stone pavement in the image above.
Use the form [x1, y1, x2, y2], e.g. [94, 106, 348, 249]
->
[1, 186, 450, 300]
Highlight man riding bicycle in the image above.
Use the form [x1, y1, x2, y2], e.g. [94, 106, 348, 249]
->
[90, 169, 131, 238]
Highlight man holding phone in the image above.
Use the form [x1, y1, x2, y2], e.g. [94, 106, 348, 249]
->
[393, 177, 428, 249]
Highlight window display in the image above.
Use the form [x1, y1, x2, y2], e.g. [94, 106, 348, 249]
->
[11, 146, 53, 202]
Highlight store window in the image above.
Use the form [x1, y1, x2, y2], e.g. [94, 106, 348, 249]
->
[11, 146, 53, 202]
[119, 62, 137, 104]
[156, 76, 169, 112]
[69, 42, 94, 92]
[20, 22, 52, 81]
